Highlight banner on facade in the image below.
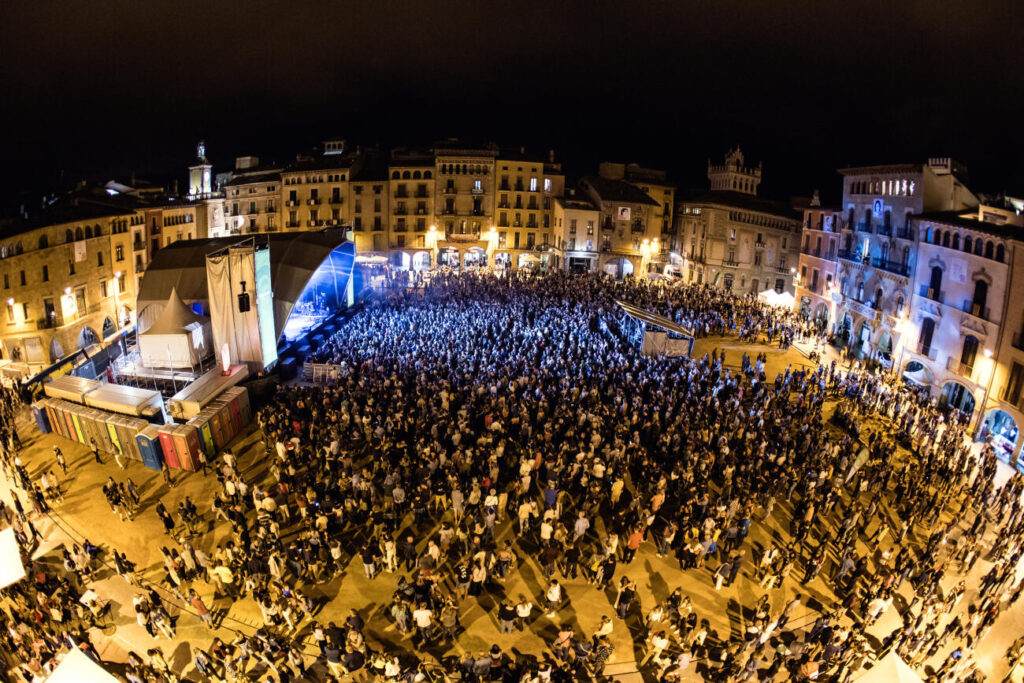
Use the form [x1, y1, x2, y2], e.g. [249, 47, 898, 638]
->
[74, 241, 87, 262]
[948, 258, 968, 285]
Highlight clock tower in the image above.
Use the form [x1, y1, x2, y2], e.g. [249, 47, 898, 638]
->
[188, 141, 213, 198]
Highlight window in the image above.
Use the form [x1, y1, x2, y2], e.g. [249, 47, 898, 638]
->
[2, 273, 6, 289]
[543, 178, 551, 193]
[6, 303, 13, 324]
[41, 265, 48, 282]
[115, 246, 124, 261]
[473, 179, 482, 192]
[529, 177, 538, 192]
[569, 219, 577, 234]
[97, 251, 103, 267]
[730, 229, 736, 240]
[21, 303, 28, 320]
[19, 270, 25, 286]
[101, 281, 108, 298]
[587, 221, 594, 235]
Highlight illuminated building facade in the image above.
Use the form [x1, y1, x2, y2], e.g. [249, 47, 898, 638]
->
[676, 149, 801, 293]
[794, 201, 844, 329]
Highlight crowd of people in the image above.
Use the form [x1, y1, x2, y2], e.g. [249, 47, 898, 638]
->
[0, 272, 1022, 683]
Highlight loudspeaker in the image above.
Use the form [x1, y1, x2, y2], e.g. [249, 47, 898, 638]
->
[237, 292, 250, 312]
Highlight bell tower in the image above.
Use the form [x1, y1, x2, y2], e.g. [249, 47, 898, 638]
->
[708, 147, 762, 195]
[188, 141, 213, 198]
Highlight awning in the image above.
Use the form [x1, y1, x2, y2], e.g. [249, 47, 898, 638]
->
[616, 300, 694, 338]
[46, 646, 120, 683]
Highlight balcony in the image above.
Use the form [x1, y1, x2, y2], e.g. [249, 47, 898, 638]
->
[946, 357, 975, 381]
[527, 202, 539, 211]
[871, 257, 910, 277]
[445, 230, 481, 241]
[415, 208, 427, 215]
[325, 219, 341, 227]
[133, 240, 145, 251]
[441, 208, 455, 215]
[723, 259, 740, 267]
[393, 208, 407, 216]
[266, 206, 277, 213]
[442, 185, 457, 195]
[1013, 332, 1024, 352]
[876, 225, 892, 237]
[394, 190, 408, 199]
[1000, 385, 1024, 409]
[329, 197, 343, 205]
[801, 246, 821, 257]
[837, 249, 867, 265]
[915, 344, 937, 361]
[307, 197, 321, 206]
[498, 201, 510, 209]
[755, 240, 767, 249]
[894, 228, 914, 240]
[514, 183, 524, 191]
[775, 265, 789, 273]
[415, 189, 429, 198]
[960, 299, 990, 321]
[286, 221, 300, 228]
[286, 200, 300, 207]
[307, 220, 324, 228]
[499, 183, 510, 191]
[601, 221, 614, 231]
[918, 285, 944, 304]
[470, 187, 484, 195]
[855, 222, 872, 233]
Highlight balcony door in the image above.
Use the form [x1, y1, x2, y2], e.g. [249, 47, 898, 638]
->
[919, 317, 936, 355]
[960, 335, 979, 372]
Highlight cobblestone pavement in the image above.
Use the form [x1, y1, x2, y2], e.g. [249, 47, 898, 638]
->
[4, 337, 1023, 682]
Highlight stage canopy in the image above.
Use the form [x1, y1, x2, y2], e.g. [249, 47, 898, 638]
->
[853, 651, 922, 682]
[46, 646, 120, 683]
[0, 527, 26, 589]
[616, 300, 695, 338]
[136, 230, 355, 342]
[138, 287, 213, 368]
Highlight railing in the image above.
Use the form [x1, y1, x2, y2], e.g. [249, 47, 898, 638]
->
[723, 259, 740, 267]
[775, 265, 789, 273]
[415, 190, 429, 198]
[946, 357, 975, 380]
[755, 240, 766, 249]
[307, 220, 324, 227]
[394, 190, 408, 198]
[133, 241, 145, 251]
[837, 249, 864, 263]
[876, 225, 892, 237]
[441, 208, 455, 215]
[918, 285, 943, 303]
[307, 197, 321, 205]
[514, 183, 524, 191]
[895, 228, 914, 240]
[498, 202, 510, 209]
[855, 222, 872, 233]
[286, 200, 300, 207]
[329, 197, 343, 204]
[871, 258, 910, 277]
[266, 206, 276, 213]
[415, 208, 427, 215]
[470, 187, 484, 195]
[801, 247, 821, 257]
[961, 299, 989, 321]
[286, 221, 300, 228]
[442, 186, 457, 195]
[527, 203, 539, 211]
[393, 208, 407, 215]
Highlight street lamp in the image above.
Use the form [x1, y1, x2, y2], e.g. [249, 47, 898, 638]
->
[427, 225, 438, 267]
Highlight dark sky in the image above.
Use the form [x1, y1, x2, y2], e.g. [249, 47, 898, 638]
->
[2, 1, 1022, 210]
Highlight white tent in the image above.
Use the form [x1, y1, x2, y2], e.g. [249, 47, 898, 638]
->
[757, 288, 796, 310]
[854, 651, 923, 682]
[46, 646, 119, 683]
[138, 287, 213, 369]
[0, 527, 26, 589]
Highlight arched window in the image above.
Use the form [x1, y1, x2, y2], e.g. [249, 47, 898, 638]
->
[15, 242, 23, 255]
[95, 224, 102, 236]
[964, 235, 972, 253]
[974, 238, 983, 256]
[896, 295, 905, 315]
[933, 229, 941, 245]
[85, 225, 92, 239]
[391, 171, 399, 179]
[402, 171, 410, 179]
[952, 233, 960, 250]
[941, 231, 950, 247]
[75, 227, 84, 240]
[984, 241, 993, 259]
[996, 244, 1005, 262]
[38, 235, 48, 249]
[924, 226, 932, 242]
[424, 171, 432, 179]
[413, 170, 421, 179]
[65, 229, 73, 242]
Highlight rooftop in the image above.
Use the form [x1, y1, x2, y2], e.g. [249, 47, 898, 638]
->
[580, 176, 660, 206]
[677, 189, 802, 220]
[914, 210, 1024, 240]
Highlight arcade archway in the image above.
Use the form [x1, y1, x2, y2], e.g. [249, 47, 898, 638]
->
[939, 380, 976, 420]
[391, 252, 411, 270]
[412, 252, 431, 271]
[979, 409, 1019, 464]
[438, 248, 460, 268]
[464, 247, 487, 268]
[902, 359, 934, 387]
[77, 326, 99, 350]
[603, 257, 634, 279]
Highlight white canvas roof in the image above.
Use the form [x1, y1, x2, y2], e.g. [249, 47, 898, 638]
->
[0, 527, 26, 588]
[84, 384, 163, 417]
[46, 646, 119, 683]
[142, 286, 208, 335]
[854, 651, 923, 682]
[43, 376, 101, 403]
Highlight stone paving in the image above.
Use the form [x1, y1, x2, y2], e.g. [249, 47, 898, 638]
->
[4, 337, 1024, 682]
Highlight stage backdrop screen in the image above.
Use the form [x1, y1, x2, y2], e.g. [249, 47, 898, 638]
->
[254, 248, 278, 368]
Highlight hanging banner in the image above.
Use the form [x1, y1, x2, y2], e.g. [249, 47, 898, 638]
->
[74, 242, 87, 262]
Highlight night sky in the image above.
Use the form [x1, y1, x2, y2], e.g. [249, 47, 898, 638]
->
[1, 1, 1021, 210]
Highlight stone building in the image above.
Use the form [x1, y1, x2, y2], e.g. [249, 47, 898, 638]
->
[676, 149, 801, 293]
[795, 200, 844, 329]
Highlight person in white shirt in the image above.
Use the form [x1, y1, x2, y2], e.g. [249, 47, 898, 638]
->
[545, 580, 562, 617]
[515, 596, 534, 630]
[641, 630, 670, 667]
[412, 603, 433, 644]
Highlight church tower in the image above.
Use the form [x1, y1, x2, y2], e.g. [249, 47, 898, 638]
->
[188, 141, 213, 198]
[708, 147, 762, 195]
